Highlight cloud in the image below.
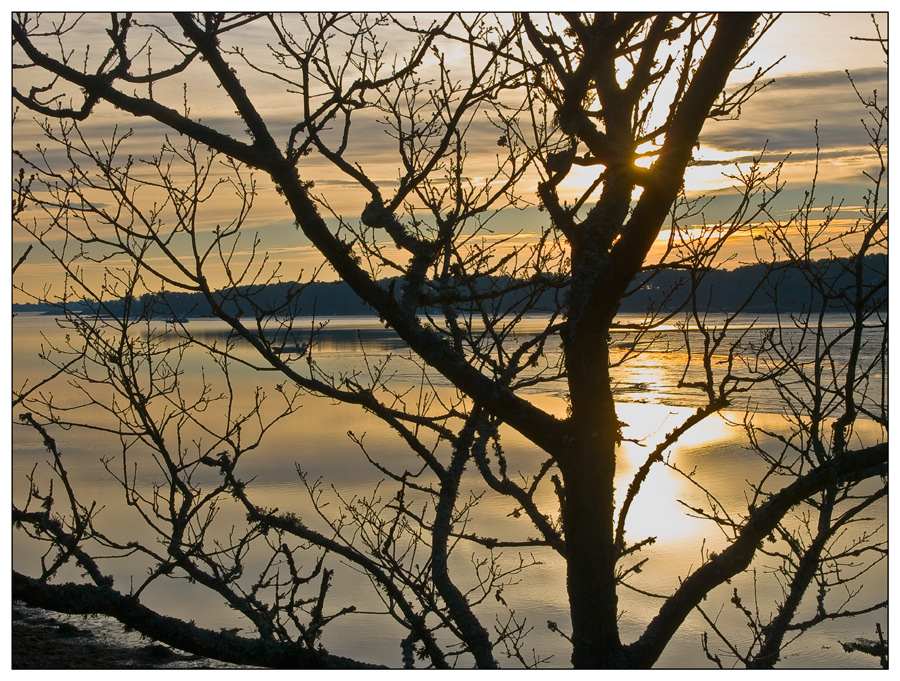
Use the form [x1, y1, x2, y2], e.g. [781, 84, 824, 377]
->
[691, 146, 875, 168]
[701, 67, 885, 156]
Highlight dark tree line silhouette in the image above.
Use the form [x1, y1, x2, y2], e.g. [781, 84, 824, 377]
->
[13, 253, 887, 320]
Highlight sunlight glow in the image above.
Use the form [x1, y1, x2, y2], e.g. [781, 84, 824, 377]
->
[615, 403, 738, 545]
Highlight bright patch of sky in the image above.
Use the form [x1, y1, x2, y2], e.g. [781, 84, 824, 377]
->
[695, 14, 886, 191]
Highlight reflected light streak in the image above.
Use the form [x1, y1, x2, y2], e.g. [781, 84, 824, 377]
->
[615, 446, 698, 543]
[614, 399, 736, 545]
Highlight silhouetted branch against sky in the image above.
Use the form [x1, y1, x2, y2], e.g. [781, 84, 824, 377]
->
[10, 11, 887, 299]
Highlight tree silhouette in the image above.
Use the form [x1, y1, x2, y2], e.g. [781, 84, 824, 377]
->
[12, 12, 887, 668]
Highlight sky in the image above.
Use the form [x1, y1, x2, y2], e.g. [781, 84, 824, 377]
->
[8, 11, 890, 301]
[695, 13, 886, 188]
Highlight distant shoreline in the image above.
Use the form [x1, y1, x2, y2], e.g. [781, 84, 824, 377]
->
[12, 253, 886, 320]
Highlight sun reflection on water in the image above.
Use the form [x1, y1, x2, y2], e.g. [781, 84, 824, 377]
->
[615, 402, 736, 547]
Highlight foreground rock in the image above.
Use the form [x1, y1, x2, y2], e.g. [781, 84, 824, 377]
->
[12, 602, 243, 669]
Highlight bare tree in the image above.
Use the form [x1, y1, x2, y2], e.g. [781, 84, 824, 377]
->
[12, 12, 887, 668]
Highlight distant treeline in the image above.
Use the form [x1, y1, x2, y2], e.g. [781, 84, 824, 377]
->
[14, 254, 886, 319]
[624, 252, 887, 315]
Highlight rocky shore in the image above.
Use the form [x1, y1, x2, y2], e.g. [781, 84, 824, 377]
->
[12, 602, 244, 669]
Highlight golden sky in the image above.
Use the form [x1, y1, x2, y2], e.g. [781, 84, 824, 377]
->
[10, 11, 889, 299]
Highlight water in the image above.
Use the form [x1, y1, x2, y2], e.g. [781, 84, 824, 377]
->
[11, 312, 887, 668]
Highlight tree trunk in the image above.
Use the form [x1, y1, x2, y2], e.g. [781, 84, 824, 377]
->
[559, 311, 623, 667]
[559, 431, 623, 667]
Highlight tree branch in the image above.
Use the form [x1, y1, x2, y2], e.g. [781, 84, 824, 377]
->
[626, 442, 887, 667]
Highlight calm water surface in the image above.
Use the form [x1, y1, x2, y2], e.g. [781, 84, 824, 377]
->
[12, 313, 886, 668]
